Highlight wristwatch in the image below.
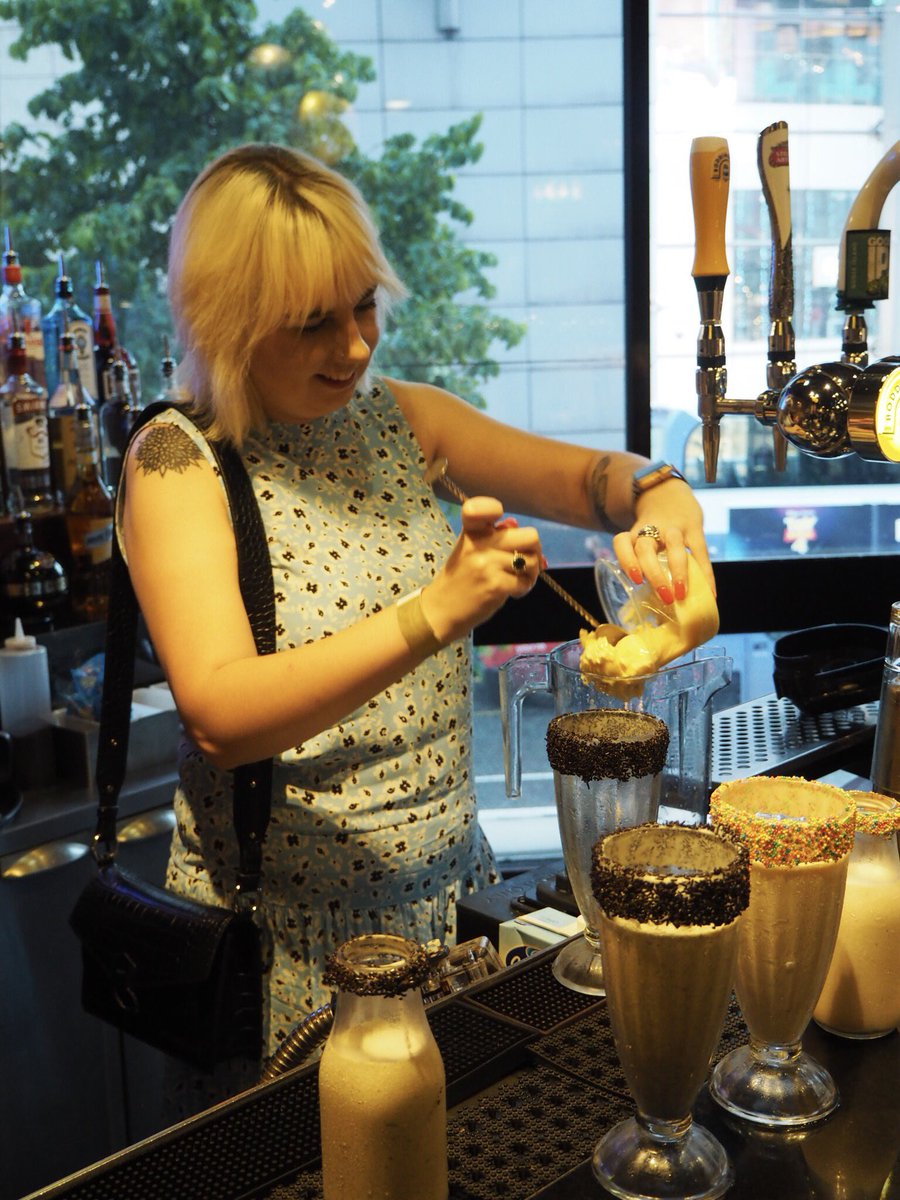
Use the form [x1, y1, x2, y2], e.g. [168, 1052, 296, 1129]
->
[632, 460, 687, 499]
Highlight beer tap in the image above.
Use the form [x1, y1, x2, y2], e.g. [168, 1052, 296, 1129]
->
[836, 141, 899, 367]
[690, 127, 799, 480]
[691, 129, 900, 479]
[690, 136, 731, 483]
[758, 121, 794, 471]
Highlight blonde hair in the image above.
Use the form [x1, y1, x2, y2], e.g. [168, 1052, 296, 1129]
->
[167, 143, 406, 445]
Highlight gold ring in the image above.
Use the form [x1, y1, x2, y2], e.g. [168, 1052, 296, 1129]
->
[511, 552, 528, 574]
[635, 524, 664, 550]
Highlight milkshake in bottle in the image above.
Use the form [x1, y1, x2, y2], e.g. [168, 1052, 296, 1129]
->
[813, 792, 900, 1039]
[318, 934, 447, 1200]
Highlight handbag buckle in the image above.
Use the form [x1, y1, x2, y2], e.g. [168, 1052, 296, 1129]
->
[91, 829, 118, 868]
[235, 882, 274, 973]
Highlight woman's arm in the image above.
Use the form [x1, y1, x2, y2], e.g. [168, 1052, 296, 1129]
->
[387, 378, 714, 599]
[120, 422, 541, 769]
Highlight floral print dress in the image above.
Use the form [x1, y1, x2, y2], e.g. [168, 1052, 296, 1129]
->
[137, 379, 499, 1058]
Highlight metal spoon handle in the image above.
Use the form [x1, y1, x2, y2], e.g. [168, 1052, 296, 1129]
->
[428, 459, 600, 629]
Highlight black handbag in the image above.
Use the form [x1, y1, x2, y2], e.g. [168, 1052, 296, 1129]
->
[70, 402, 276, 1071]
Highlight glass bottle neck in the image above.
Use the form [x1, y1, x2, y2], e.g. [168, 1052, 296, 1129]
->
[850, 828, 900, 871]
[330, 987, 431, 1039]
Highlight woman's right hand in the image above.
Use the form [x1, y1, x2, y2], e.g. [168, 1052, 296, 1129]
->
[421, 497, 542, 644]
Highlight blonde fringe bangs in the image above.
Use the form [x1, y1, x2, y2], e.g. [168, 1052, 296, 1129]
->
[169, 151, 406, 446]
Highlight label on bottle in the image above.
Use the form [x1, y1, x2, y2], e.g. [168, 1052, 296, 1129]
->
[49, 410, 79, 497]
[66, 513, 113, 564]
[1, 394, 50, 471]
[69, 318, 98, 395]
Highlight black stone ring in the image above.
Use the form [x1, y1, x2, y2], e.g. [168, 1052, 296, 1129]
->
[511, 552, 528, 574]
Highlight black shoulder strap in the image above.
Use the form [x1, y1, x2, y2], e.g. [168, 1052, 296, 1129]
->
[93, 402, 275, 901]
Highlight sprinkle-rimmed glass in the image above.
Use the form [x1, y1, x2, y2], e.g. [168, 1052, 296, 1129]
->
[708, 776, 856, 1127]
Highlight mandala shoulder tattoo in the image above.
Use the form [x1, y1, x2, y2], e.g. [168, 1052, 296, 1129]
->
[134, 424, 205, 477]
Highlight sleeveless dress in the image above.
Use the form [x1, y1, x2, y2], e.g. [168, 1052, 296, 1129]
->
[130, 378, 499, 1059]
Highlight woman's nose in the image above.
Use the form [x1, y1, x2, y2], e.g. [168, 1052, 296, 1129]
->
[336, 316, 371, 363]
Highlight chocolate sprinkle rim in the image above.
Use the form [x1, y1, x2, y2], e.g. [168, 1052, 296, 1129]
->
[710, 776, 856, 868]
[546, 708, 670, 782]
[590, 822, 750, 928]
[323, 933, 431, 997]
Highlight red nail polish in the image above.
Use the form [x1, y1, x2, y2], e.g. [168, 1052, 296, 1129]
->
[629, 567, 644, 585]
[674, 579, 687, 602]
[658, 585, 675, 606]
[541, 556, 549, 570]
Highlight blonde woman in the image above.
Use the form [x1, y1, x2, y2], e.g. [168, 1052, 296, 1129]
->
[120, 143, 712, 1094]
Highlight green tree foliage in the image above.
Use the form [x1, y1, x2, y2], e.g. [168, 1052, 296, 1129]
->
[0, 0, 523, 406]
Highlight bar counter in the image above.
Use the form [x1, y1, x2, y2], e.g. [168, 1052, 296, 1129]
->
[26, 941, 900, 1200]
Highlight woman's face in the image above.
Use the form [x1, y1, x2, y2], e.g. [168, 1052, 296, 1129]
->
[249, 286, 380, 422]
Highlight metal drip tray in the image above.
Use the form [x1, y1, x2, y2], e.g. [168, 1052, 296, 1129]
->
[712, 692, 878, 784]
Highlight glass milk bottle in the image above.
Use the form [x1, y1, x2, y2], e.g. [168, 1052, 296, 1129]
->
[813, 792, 900, 1039]
[318, 934, 448, 1200]
[871, 602, 900, 801]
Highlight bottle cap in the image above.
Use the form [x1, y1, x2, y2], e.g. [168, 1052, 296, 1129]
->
[5, 617, 37, 651]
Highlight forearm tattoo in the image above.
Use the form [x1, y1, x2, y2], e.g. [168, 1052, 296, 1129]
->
[589, 455, 618, 533]
[134, 425, 205, 477]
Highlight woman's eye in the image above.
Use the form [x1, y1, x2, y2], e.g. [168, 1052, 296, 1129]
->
[356, 296, 377, 313]
[296, 317, 325, 334]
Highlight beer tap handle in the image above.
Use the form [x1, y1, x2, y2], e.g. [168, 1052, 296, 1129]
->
[690, 136, 731, 483]
[691, 136, 731, 284]
[758, 121, 795, 473]
[758, 121, 794, 353]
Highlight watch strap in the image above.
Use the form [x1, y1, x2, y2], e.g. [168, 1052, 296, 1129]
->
[632, 460, 687, 498]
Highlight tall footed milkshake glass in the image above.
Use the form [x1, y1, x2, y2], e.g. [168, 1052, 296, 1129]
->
[709, 777, 856, 1128]
[545, 709, 669, 994]
[590, 823, 750, 1200]
[318, 934, 448, 1200]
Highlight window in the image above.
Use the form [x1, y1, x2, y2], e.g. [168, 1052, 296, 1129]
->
[651, 0, 900, 564]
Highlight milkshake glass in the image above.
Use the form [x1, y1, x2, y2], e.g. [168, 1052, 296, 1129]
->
[545, 708, 669, 994]
[709, 776, 856, 1128]
[591, 822, 749, 1200]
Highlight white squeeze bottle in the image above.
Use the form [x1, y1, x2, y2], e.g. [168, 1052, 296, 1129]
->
[0, 618, 52, 735]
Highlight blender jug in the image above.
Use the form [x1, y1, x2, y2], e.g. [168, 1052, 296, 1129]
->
[500, 640, 731, 821]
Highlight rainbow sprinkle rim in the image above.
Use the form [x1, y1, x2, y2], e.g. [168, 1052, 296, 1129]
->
[848, 791, 900, 839]
[709, 776, 856, 868]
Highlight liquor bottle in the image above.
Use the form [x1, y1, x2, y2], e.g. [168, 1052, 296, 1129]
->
[41, 253, 97, 398]
[65, 405, 114, 621]
[49, 324, 100, 500]
[0, 228, 44, 388]
[100, 350, 140, 492]
[93, 259, 118, 406]
[0, 510, 69, 634]
[0, 331, 54, 514]
[121, 344, 143, 408]
[157, 334, 179, 403]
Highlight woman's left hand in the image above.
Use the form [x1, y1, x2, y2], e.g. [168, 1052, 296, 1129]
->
[611, 481, 715, 603]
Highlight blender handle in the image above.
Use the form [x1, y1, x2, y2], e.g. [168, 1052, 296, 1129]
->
[499, 654, 551, 798]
